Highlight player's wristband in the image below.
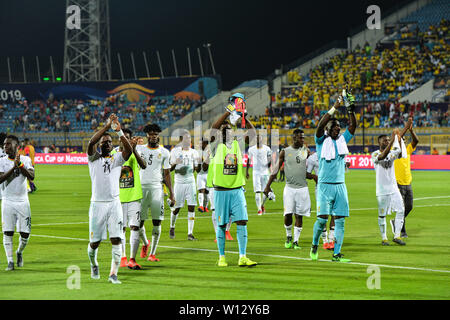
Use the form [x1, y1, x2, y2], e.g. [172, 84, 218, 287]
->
[18, 162, 24, 168]
[117, 129, 124, 137]
[327, 106, 336, 116]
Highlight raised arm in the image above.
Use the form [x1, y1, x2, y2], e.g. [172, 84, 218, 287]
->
[131, 138, 147, 170]
[87, 114, 113, 156]
[112, 120, 133, 161]
[377, 130, 398, 161]
[410, 125, 419, 149]
[316, 98, 342, 138]
[400, 117, 413, 139]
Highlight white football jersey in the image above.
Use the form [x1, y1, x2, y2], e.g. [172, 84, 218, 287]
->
[248, 145, 272, 175]
[136, 145, 170, 186]
[88, 151, 125, 202]
[372, 147, 402, 196]
[306, 152, 319, 174]
[0, 148, 6, 200]
[170, 147, 199, 184]
[0, 155, 33, 202]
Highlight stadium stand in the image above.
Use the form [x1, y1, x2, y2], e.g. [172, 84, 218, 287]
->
[0, 94, 204, 135]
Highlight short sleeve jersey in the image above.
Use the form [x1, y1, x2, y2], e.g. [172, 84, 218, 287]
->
[247, 145, 272, 176]
[0, 155, 33, 202]
[88, 151, 125, 202]
[137, 145, 170, 186]
[372, 147, 402, 196]
[169, 147, 199, 184]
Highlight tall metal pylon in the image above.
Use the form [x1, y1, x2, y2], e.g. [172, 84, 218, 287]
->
[63, 0, 111, 82]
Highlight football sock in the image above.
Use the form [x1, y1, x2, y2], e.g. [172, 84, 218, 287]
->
[110, 244, 121, 276]
[121, 230, 126, 257]
[312, 218, 328, 246]
[285, 224, 293, 238]
[87, 244, 98, 267]
[255, 193, 262, 211]
[188, 211, 195, 235]
[329, 226, 335, 242]
[170, 212, 178, 229]
[294, 227, 303, 243]
[150, 225, 161, 256]
[394, 211, 405, 239]
[236, 225, 248, 256]
[139, 226, 149, 246]
[3, 235, 13, 263]
[216, 225, 226, 256]
[17, 236, 29, 254]
[198, 193, 204, 208]
[262, 193, 268, 206]
[204, 192, 209, 208]
[129, 229, 140, 259]
[334, 218, 345, 255]
[378, 217, 387, 240]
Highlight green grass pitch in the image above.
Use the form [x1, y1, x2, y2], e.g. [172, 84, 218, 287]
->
[0, 165, 449, 300]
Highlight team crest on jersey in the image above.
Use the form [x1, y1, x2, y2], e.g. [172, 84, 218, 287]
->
[158, 153, 162, 159]
[119, 166, 134, 188]
[223, 154, 237, 175]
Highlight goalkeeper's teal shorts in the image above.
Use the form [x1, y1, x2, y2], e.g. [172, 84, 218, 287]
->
[316, 182, 350, 217]
[214, 187, 248, 226]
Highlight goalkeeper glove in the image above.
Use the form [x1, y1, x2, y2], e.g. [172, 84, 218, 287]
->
[342, 89, 356, 113]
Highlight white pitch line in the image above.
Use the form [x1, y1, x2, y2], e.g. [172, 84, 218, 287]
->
[30, 233, 450, 274]
[414, 196, 450, 201]
[30, 202, 450, 227]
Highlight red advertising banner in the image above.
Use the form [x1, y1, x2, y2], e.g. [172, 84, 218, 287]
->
[35, 153, 450, 170]
[345, 155, 450, 170]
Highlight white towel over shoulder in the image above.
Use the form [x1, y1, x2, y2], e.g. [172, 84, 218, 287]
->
[320, 135, 349, 160]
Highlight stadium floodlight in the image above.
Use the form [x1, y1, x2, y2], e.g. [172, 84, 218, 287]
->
[63, 0, 111, 82]
[43, 77, 50, 81]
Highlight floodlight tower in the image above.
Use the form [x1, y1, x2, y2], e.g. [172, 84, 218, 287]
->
[63, 0, 111, 82]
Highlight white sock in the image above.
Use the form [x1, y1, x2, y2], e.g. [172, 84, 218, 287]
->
[329, 227, 335, 242]
[121, 230, 126, 257]
[198, 193, 204, 207]
[150, 225, 161, 255]
[294, 227, 302, 243]
[18, 236, 29, 254]
[170, 212, 178, 228]
[188, 211, 195, 235]
[129, 229, 140, 259]
[394, 211, 405, 239]
[255, 193, 262, 211]
[3, 234, 14, 263]
[378, 217, 387, 240]
[285, 224, 293, 238]
[262, 193, 268, 206]
[87, 244, 98, 267]
[211, 210, 218, 232]
[110, 244, 121, 276]
[139, 226, 149, 246]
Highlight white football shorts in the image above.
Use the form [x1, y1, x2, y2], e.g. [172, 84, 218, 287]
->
[377, 189, 405, 217]
[1, 199, 31, 233]
[253, 174, 269, 193]
[197, 173, 208, 190]
[174, 182, 197, 209]
[89, 198, 123, 242]
[121, 200, 141, 228]
[283, 185, 311, 217]
[140, 185, 165, 221]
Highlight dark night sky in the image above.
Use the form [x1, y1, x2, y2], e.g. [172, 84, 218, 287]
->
[0, 0, 408, 90]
